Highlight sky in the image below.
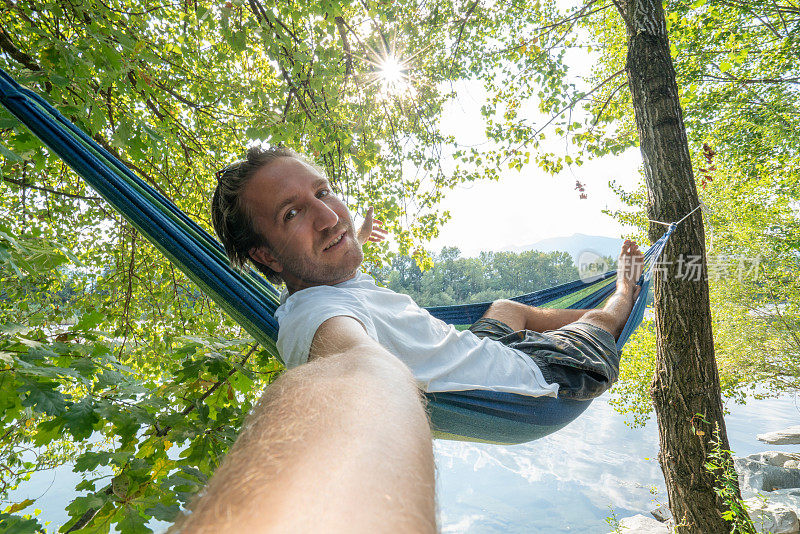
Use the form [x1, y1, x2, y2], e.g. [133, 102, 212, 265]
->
[425, 78, 643, 257]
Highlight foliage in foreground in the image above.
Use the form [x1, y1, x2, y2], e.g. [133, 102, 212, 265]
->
[705, 422, 758, 534]
[1, 228, 282, 531]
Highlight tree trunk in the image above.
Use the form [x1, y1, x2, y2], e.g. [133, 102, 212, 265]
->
[616, 1, 743, 532]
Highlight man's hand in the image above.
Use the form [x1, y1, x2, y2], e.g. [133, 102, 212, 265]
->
[357, 206, 388, 246]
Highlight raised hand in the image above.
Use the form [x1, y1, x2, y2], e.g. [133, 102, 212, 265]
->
[357, 206, 388, 245]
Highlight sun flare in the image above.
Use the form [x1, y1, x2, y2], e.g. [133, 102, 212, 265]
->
[376, 54, 412, 95]
[379, 56, 405, 85]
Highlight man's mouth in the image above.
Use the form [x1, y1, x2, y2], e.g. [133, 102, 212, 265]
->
[323, 232, 346, 251]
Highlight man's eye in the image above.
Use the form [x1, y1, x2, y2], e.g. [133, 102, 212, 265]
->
[284, 208, 298, 221]
[316, 189, 329, 198]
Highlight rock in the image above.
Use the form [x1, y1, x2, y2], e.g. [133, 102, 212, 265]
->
[650, 504, 672, 523]
[736, 457, 800, 496]
[758, 426, 800, 445]
[759, 489, 800, 511]
[614, 514, 670, 533]
[745, 497, 800, 534]
[748, 452, 800, 467]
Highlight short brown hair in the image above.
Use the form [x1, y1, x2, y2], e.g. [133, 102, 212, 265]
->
[211, 146, 298, 284]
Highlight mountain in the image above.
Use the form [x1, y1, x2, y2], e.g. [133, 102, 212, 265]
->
[502, 233, 623, 263]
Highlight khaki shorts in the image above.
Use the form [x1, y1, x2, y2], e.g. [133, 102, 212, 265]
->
[469, 318, 620, 401]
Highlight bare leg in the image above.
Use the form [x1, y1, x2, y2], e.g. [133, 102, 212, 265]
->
[579, 240, 644, 340]
[479, 240, 644, 339]
[480, 299, 590, 333]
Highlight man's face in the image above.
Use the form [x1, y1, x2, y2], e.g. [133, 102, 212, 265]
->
[242, 157, 363, 292]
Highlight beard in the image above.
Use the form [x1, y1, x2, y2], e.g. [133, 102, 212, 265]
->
[271, 225, 364, 289]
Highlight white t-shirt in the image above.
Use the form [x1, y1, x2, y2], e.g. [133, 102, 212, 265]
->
[274, 271, 559, 398]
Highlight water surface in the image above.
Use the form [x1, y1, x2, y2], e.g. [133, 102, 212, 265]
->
[436, 392, 800, 533]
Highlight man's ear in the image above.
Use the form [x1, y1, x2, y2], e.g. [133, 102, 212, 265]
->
[249, 246, 283, 273]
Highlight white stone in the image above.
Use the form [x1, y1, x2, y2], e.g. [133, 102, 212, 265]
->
[614, 514, 670, 533]
[758, 426, 800, 445]
[748, 452, 800, 467]
[745, 497, 800, 534]
[736, 457, 800, 495]
[760, 489, 800, 512]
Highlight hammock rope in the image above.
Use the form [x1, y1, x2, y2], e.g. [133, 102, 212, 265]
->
[0, 69, 681, 444]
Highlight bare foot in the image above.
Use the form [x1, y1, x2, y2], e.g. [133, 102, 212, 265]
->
[617, 239, 644, 300]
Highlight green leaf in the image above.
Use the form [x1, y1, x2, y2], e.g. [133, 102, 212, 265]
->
[33, 418, 62, 446]
[0, 117, 19, 129]
[75, 309, 106, 331]
[141, 123, 164, 142]
[0, 143, 22, 162]
[0, 512, 45, 534]
[0, 323, 28, 335]
[231, 30, 247, 51]
[74, 451, 113, 472]
[116, 504, 151, 534]
[50, 74, 70, 86]
[65, 493, 108, 518]
[144, 502, 180, 522]
[62, 397, 100, 440]
[112, 473, 131, 499]
[17, 379, 68, 416]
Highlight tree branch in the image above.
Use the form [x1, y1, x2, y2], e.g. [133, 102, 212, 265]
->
[517, 68, 625, 149]
[701, 74, 800, 85]
[1, 176, 101, 201]
[0, 23, 52, 92]
[448, 0, 479, 77]
[335, 16, 353, 83]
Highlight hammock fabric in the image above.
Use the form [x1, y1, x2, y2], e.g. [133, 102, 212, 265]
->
[0, 70, 674, 444]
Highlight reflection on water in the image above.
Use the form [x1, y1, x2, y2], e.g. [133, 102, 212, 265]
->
[7, 392, 799, 532]
[435, 392, 800, 533]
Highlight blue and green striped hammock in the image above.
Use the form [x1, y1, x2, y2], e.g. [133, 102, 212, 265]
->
[0, 69, 674, 444]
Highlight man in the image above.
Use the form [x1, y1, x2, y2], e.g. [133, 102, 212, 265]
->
[182, 146, 643, 532]
[213, 146, 643, 400]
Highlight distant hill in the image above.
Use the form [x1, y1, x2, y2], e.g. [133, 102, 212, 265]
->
[502, 233, 623, 263]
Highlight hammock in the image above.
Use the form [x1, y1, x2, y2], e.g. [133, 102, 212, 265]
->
[0, 70, 674, 444]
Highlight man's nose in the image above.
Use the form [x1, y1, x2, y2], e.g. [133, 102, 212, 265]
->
[312, 199, 339, 231]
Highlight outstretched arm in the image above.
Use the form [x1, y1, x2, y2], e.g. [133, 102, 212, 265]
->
[177, 316, 436, 534]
